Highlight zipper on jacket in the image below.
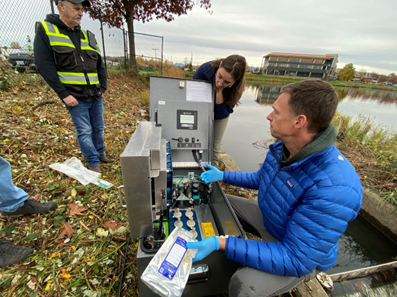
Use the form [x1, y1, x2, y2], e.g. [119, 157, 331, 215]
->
[80, 55, 90, 86]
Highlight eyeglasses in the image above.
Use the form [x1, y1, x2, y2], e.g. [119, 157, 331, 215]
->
[215, 71, 234, 87]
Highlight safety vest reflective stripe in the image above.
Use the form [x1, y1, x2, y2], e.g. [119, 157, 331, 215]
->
[58, 72, 99, 85]
[80, 30, 101, 55]
[42, 21, 101, 54]
[41, 21, 75, 48]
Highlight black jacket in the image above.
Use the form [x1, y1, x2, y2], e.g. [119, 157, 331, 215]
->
[34, 14, 107, 101]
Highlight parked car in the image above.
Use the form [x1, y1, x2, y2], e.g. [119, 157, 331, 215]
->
[8, 51, 36, 72]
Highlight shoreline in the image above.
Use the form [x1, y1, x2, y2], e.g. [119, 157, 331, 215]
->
[245, 75, 397, 91]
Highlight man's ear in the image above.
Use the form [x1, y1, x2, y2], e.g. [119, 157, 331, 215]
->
[58, 1, 66, 11]
[294, 115, 307, 129]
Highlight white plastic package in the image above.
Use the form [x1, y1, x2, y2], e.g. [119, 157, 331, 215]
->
[141, 227, 198, 297]
[49, 157, 113, 188]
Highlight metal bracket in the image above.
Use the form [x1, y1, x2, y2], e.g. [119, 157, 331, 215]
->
[117, 185, 127, 208]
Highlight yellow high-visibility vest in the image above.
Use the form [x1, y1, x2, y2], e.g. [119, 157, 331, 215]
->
[41, 21, 100, 85]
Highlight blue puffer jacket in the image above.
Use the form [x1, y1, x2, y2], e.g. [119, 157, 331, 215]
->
[223, 141, 362, 277]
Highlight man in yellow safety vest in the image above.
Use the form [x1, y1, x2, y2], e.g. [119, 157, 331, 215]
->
[34, 0, 112, 173]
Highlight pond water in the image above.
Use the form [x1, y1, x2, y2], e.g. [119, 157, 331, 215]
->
[222, 84, 397, 172]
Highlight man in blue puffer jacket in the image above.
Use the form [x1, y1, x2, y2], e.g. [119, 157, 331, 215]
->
[186, 79, 362, 296]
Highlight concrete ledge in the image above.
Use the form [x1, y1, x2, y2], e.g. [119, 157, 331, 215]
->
[360, 187, 397, 244]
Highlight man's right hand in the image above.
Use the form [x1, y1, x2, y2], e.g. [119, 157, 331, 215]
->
[201, 164, 224, 183]
[62, 95, 79, 107]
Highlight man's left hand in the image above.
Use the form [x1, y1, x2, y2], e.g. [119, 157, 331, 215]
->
[186, 236, 219, 262]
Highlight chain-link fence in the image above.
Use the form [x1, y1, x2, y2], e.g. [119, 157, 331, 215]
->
[0, 0, 163, 71]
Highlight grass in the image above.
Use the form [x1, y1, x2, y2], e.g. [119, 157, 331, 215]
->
[333, 112, 397, 205]
[0, 69, 150, 296]
[0, 67, 396, 296]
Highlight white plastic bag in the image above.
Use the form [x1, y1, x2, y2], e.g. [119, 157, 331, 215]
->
[141, 227, 198, 297]
[49, 157, 113, 188]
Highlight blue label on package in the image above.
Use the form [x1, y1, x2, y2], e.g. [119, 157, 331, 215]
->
[158, 236, 188, 280]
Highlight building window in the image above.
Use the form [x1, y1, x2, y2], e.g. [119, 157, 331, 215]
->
[313, 59, 324, 63]
[269, 56, 278, 61]
[300, 58, 313, 63]
[289, 57, 300, 62]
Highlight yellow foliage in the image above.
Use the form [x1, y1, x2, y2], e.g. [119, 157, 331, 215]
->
[49, 252, 60, 259]
[60, 269, 71, 279]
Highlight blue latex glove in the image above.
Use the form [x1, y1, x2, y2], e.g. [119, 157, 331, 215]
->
[201, 164, 224, 184]
[186, 236, 219, 262]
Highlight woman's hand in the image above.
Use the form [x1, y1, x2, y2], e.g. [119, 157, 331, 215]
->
[215, 89, 224, 104]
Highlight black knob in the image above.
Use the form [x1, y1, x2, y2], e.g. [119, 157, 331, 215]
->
[172, 137, 183, 143]
[185, 138, 189, 142]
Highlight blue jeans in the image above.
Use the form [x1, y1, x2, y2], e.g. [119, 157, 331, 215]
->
[68, 97, 105, 167]
[0, 156, 28, 212]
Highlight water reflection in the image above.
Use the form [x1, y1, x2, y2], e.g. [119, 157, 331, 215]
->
[252, 84, 397, 105]
[336, 87, 397, 104]
[251, 84, 397, 130]
[255, 85, 282, 104]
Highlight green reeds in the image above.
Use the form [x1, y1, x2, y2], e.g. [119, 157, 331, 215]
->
[333, 112, 397, 205]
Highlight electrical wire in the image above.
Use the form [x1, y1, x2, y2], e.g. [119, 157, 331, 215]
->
[118, 233, 131, 297]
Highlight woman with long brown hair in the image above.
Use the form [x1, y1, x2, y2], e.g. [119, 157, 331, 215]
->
[193, 54, 246, 168]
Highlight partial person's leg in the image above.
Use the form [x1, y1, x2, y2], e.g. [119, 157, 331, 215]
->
[68, 100, 100, 167]
[229, 266, 317, 297]
[0, 156, 28, 212]
[213, 117, 229, 167]
[226, 194, 277, 241]
[0, 156, 57, 216]
[89, 97, 105, 157]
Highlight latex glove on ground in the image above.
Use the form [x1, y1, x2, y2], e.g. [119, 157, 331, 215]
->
[186, 236, 219, 262]
[201, 164, 224, 184]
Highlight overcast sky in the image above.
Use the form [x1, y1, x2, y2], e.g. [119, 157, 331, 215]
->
[130, 0, 397, 74]
[1, 0, 396, 75]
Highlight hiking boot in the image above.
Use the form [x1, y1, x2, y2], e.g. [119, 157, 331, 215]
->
[0, 240, 33, 268]
[88, 165, 102, 174]
[98, 156, 113, 163]
[0, 199, 57, 217]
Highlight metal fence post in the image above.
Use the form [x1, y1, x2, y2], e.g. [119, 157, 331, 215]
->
[99, 15, 107, 71]
[161, 36, 163, 76]
[50, 0, 55, 14]
[123, 28, 127, 70]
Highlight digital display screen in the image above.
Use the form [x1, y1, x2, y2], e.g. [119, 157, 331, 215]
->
[180, 114, 195, 124]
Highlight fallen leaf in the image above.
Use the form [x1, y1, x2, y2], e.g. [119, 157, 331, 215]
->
[49, 252, 60, 259]
[104, 220, 119, 231]
[69, 202, 88, 216]
[60, 269, 71, 279]
[96, 228, 109, 237]
[55, 223, 74, 243]
[71, 188, 77, 197]
[18, 260, 36, 270]
[27, 279, 36, 290]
